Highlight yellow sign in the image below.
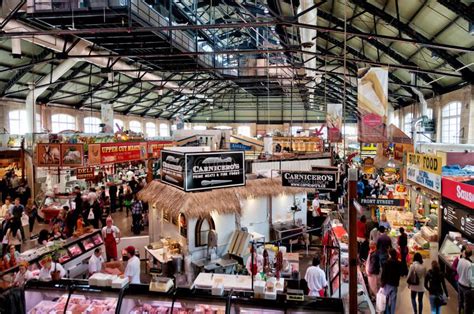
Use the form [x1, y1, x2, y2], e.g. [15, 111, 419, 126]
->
[407, 153, 443, 175]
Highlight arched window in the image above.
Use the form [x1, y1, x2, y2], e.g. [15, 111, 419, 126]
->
[36, 113, 42, 133]
[441, 101, 461, 144]
[84, 117, 101, 133]
[160, 123, 170, 137]
[404, 113, 413, 137]
[145, 122, 157, 137]
[195, 216, 216, 247]
[237, 126, 251, 137]
[51, 114, 76, 133]
[8, 110, 26, 135]
[114, 119, 124, 132]
[129, 120, 142, 133]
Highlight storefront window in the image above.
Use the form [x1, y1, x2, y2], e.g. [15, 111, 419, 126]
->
[129, 120, 142, 133]
[145, 122, 157, 137]
[195, 216, 215, 247]
[8, 110, 26, 134]
[36, 113, 41, 132]
[441, 101, 461, 144]
[84, 117, 101, 133]
[51, 114, 76, 133]
[160, 123, 170, 137]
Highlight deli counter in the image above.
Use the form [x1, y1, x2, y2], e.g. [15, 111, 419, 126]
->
[18, 280, 345, 314]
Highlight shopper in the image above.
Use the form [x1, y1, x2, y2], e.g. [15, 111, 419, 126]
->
[246, 247, 264, 276]
[118, 184, 124, 212]
[5, 220, 22, 252]
[25, 198, 37, 235]
[304, 256, 327, 297]
[123, 186, 133, 217]
[369, 222, 381, 244]
[88, 247, 105, 276]
[102, 217, 121, 261]
[456, 248, 473, 314]
[376, 226, 392, 265]
[451, 245, 466, 289]
[365, 241, 381, 299]
[407, 253, 427, 314]
[16, 180, 31, 208]
[131, 194, 143, 235]
[13, 261, 33, 286]
[3, 245, 20, 268]
[0, 197, 12, 217]
[124, 245, 140, 284]
[38, 255, 66, 281]
[381, 248, 401, 314]
[357, 215, 367, 243]
[366, 215, 379, 240]
[425, 260, 448, 314]
[398, 227, 409, 276]
[0, 212, 12, 256]
[357, 178, 365, 199]
[86, 192, 101, 229]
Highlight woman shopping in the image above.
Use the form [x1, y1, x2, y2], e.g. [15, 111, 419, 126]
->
[407, 253, 427, 314]
[425, 260, 448, 314]
[101, 217, 121, 261]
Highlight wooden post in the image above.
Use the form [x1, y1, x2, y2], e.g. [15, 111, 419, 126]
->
[348, 168, 358, 313]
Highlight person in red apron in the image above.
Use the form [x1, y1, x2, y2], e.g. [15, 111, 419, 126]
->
[101, 217, 121, 261]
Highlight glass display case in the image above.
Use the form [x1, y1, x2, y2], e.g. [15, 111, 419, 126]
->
[66, 285, 120, 314]
[172, 288, 228, 314]
[24, 280, 70, 313]
[439, 233, 474, 266]
[119, 284, 175, 314]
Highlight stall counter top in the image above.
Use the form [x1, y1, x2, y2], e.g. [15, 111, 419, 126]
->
[192, 273, 284, 292]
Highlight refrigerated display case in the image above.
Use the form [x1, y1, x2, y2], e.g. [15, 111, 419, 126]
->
[119, 284, 175, 313]
[24, 280, 71, 313]
[65, 281, 121, 314]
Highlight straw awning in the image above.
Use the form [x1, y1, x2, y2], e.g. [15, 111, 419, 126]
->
[138, 178, 311, 219]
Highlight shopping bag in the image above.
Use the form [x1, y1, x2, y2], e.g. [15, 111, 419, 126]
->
[87, 208, 95, 220]
[376, 288, 386, 312]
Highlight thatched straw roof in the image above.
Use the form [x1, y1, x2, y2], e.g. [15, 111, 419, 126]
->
[138, 178, 310, 219]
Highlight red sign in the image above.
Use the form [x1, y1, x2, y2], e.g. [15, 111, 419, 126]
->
[442, 178, 474, 209]
[148, 141, 174, 158]
[363, 113, 383, 127]
[76, 167, 95, 180]
[99, 142, 148, 164]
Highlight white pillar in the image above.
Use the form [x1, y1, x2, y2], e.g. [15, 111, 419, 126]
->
[25, 58, 78, 133]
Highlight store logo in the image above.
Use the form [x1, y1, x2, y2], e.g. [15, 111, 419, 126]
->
[457, 185, 474, 204]
[362, 113, 382, 127]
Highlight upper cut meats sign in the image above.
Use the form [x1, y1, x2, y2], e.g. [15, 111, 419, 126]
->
[282, 171, 337, 191]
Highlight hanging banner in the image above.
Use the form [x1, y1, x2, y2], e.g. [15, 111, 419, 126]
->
[326, 103, 342, 142]
[148, 141, 174, 158]
[101, 103, 114, 133]
[87, 143, 101, 166]
[76, 167, 95, 180]
[281, 171, 337, 190]
[357, 67, 388, 143]
[37, 143, 61, 167]
[185, 151, 245, 191]
[406, 153, 443, 193]
[161, 150, 186, 190]
[442, 177, 474, 209]
[100, 142, 147, 164]
[60, 144, 84, 167]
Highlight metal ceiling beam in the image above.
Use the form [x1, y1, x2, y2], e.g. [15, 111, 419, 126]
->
[168, 81, 222, 119]
[76, 77, 108, 108]
[0, 49, 51, 96]
[437, 0, 473, 24]
[349, 0, 473, 82]
[39, 62, 90, 102]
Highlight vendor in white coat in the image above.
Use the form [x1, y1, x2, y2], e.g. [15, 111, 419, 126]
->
[304, 256, 327, 297]
[124, 246, 140, 284]
[38, 255, 66, 281]
[88, 247, 105, 276]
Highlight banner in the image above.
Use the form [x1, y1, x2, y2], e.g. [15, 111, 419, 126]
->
[230, 142, 252, 151]
[101, 103, 114, 133]
[407, 153, 443, 175]
[185, 151, 245, 191]
[359, 198, 405, 207]
[100, 142, 147, 164]
[442, 178, 474, 209]
[357, 67, 388, 143]
[148, 141, 174, 158]
[61, 144, 83, 167]
[76, 167, 95, 180]
[161, 150, 186, 190]
[37, 144, 61, 167]
[360, 143, 378, 157]
[281, 171, 337, 190]
[87, 144, 101, 165]
[326, 103, 342, 142]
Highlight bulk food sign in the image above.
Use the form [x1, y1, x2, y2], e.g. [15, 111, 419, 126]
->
[406, 153, 443, 193]
[281, 171, 337, 191]
[161, 150, 246, 192]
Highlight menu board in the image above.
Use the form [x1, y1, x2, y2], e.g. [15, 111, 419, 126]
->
[443, 200, 474, 239]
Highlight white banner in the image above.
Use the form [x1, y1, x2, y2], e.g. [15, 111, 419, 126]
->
[406, 166, 441, 193]
[101, 103, 114, 133]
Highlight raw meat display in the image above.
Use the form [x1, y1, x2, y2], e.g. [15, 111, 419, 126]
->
[92, 234, 103, 245]
[67, 244, 83, 257]
[66, 295, 117, 314]
[28, 295, 69, 314]
[82, 239, 95, 251]
[130, 303, 225, 314]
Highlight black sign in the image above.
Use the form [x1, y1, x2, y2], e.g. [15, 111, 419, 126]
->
[161, 150, 185, 190]
[359, 198, 405, 207]
[281, 171, 337, 190]
[185, 151, 246, 191]
[443, 199, 474, 239]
